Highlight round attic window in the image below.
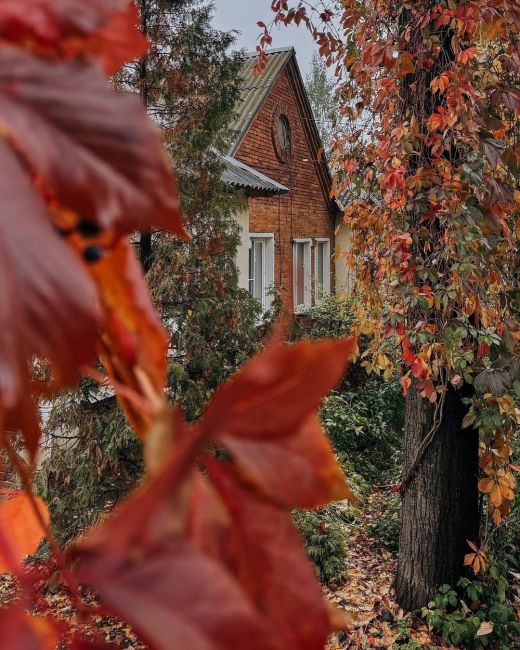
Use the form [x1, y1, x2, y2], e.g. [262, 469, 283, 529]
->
[273, 114, 292, 162]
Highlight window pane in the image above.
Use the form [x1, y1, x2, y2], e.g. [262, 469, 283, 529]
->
[317, 243, 324, 288]
[248, 245, 254, 295]
[254, 241, 264, 303]
[295, 243, 304, 306]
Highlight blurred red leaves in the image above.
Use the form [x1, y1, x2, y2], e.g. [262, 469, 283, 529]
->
[0, 139, 100, 453]
[72, 337, 358, 650]
[0, 606, 60, 650]
[0, 0, 357, 648]
[0, 46, 182, 236]
[0, 0, 182, 451]
[0, 0, 147, 70]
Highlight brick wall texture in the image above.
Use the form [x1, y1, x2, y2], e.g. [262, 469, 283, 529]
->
[234, 64, 335, 314]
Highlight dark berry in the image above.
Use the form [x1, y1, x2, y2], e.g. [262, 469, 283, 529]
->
[83, 246, 104, 263]
[77, 219, 102, 238]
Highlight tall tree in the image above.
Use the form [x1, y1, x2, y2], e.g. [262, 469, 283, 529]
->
[305, 52, 337, 151]
[42, 0, 262, 540]
[264, 0, 520, 608]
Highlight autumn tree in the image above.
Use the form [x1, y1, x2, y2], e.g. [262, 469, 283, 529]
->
[263, 0, 520, 609]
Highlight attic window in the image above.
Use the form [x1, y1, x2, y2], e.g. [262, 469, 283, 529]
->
[274, 114, 292, 162]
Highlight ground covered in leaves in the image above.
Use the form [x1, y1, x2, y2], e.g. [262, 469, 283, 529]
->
[1, 487, 518, 649]
[326, 489, 443, 650]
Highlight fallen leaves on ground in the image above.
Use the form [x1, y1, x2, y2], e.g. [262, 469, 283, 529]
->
[325, 490, 445, 649]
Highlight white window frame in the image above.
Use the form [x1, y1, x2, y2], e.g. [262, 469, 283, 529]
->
[293, 238, 312, 312]
[314, 238, 331, 300]
[248, 233, 275, 311]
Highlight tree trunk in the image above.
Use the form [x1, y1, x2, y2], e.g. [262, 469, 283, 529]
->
[394, 383, 479, 610]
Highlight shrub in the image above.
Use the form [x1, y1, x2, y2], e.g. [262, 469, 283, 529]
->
[321, 380, 404, 481]
[293, 509, 348, 584]
[291, 294, 356, 342]
[422, 568, 520, 648]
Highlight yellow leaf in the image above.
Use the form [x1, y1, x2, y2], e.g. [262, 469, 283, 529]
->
[462, 411, 476, 429]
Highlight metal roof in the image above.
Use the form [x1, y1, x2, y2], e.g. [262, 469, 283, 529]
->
[227, 47, 295, 155]
[222, 155, 289, 196]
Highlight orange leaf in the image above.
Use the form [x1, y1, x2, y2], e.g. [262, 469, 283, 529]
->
[89, 240, 169, 437]
[0, 491, 49, 572]
[0, 605, 61, 649]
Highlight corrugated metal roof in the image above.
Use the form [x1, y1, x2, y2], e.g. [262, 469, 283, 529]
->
[222, 155, 289, 196]
[227, 47, 294, 155]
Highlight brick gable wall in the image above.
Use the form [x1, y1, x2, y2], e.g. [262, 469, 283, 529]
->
[234, 63, 335, 314]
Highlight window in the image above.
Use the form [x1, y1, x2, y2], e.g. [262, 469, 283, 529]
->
[293, 239, 312, 312]
[277, 115, 291, 156]
[315, 238, 331, 299]
[273, 113, 292, 162]
[248, 234, 274, 311]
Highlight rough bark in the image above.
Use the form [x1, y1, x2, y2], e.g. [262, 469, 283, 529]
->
[394, 383, 479, 610]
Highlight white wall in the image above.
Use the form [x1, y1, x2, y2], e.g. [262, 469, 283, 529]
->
[334, 215, 354, 295]
[233, 199, 250, 291]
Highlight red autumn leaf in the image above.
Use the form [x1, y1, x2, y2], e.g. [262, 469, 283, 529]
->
[411, 357, 428, 379]
[0, 0, 130, 51]
[0, 491, 50, 572]
[0, 46, 184, 237]
[221, 413, 355, 508]
[196, 462, 331, 650]
[75, 538, 274, 650]
[201, 337, 357, 439]
[401, 374, 412, 396]
[88, 240, 169, 437]
[197, 337, 358, 507]
[0, 139, 100, 453]
[82, 2, 149, 74]
[457, 47, 478, 65]
[0, 606, 60, 650]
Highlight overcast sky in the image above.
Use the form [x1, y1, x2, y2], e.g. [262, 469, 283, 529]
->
[212, 0, 317, 78]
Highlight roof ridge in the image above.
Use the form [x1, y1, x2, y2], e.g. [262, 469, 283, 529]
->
[243, 45, 295, 59]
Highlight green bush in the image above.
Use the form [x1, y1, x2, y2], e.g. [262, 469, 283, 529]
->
[293, 509, 348, 584]
[321, 380, 404, 481]
[291, 294, 356, 342]
[421, 568, 520, 649]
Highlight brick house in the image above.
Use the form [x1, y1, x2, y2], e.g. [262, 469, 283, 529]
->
[222, 47, 351, 315]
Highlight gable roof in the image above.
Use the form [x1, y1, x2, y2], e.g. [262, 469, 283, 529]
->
[227, 47, 294, 155]
[228, 47, 338, 216]
[222, 155, 289, 196]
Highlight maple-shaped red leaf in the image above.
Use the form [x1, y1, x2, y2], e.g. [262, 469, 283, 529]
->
[0, 140, 100, 453]
[199, 336, 358, 507]
[0, 46, 184, 237]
